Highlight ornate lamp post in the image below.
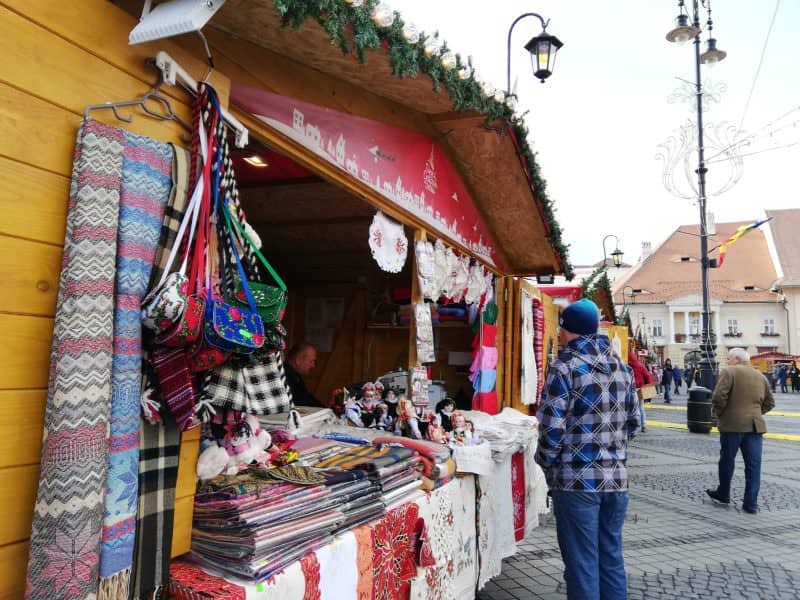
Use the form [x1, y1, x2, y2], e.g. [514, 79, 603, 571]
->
[505, 12, 563, 108]
[602, 234, 624, 269]
[665, 0, 727, 390]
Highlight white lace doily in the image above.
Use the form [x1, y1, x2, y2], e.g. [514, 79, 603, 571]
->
[369, 211, 408, 273]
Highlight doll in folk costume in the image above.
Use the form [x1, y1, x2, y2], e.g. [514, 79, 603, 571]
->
[383, 387, 400, 419]
[447, 410, 473, 446]
[373, 402, 394, 431]
[426, 412, 447, 443]
[344, 395, 365, 427]
[361, 382, 381, 413]
[436, 397, 456, 432]
[395, 395, 423, 439]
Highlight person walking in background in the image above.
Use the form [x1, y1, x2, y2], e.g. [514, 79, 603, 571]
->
[662, 359, 674, 403]
[706, 348, 774, 514]
[629, 350, 654, 433]
[653, 364, 663, 398]
[791, 363, 800, 393]
[537, 298, 640, 599]
[778, 364, 788, 393]
[766, 368, 776, 394]
[673, 364, 683, 395]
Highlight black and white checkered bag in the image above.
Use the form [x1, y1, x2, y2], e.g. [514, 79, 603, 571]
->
[202, 352, 292, 416]
[241, 351, 292, 415]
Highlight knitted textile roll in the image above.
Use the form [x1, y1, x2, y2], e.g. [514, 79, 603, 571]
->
[26, 119, 124, 600]
[98, 131, 172, 598]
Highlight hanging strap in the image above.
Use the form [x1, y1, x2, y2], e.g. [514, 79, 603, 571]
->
[226, 208, 287, 292]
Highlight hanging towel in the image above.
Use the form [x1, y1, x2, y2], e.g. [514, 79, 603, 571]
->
[130, 419, 181, 599]
[97, 130, 172, 598]
[533, 297, 546, 403]
[26, 119, 124, 600]
[520, 290, 538, 406]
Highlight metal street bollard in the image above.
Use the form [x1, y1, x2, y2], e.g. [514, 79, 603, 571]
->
[687, 386, 713, 434]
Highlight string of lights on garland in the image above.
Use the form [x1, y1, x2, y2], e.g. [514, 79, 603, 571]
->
[272, 0, 573, 279]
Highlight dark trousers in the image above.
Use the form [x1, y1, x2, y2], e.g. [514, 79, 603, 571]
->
[715, 432, 763, 510]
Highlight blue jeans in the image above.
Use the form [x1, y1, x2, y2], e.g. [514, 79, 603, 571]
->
[663, 384, 672, 402]
[551, 491, 629, 600]
[715, 432, 763, 510]
[639, 399, 647, 430]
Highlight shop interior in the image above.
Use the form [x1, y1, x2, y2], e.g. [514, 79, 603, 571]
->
[234, 141, 479, 415]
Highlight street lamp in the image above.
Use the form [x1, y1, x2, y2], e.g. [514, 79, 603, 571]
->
[602, 234, 624, 269]
[506, 12, 563, 103]
[623, 285, 637, 306]
[666, 0, 726, 390]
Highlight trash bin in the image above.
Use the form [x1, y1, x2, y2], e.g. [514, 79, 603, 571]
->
[687, 386, 713, 433]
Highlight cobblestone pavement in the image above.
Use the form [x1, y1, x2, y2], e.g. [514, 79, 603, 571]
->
[477, 400, 800, 599]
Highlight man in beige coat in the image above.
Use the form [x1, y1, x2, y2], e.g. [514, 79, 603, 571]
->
[706, 348, 774, 513]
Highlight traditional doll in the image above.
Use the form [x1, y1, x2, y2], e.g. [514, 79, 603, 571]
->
[395, 395, 422, 439]
[436, 398, 456, 432]
[427, 412, 446, 443]
[373, 402, 394, 431]
[447, 410, 473, 446]
[384, 388, 400, 419]
[361, 381, 380, 412]
[344, 395, 365, 427]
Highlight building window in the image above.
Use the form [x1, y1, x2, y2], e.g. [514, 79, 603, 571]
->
[763, 317, 776, 335]
[652, 319, 663, 337]
[727, 318, 739, 335]
[690, 317, 700, 336]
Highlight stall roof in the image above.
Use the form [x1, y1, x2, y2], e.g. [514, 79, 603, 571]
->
[199, 0, 572, 277]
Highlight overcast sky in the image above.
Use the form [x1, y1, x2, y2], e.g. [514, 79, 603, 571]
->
[390, 0, 800, 267]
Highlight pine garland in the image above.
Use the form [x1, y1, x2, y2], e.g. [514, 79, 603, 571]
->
[271, 0, 572, 277]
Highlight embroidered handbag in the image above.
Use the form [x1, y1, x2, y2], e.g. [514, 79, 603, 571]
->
[188, 337, 230, 373]
[142, 115, 212, 333]
[151, 346, 199, 432]
[228, 213, 288, 327]
[201, 140, 264, 355]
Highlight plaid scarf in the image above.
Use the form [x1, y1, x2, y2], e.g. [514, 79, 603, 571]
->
[99, 130, 172, 597]
[130, 420, 181, 600]
[26, 119, 123, 600]
[201, 352, 292, 416]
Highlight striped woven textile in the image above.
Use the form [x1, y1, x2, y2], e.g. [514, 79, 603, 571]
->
[313, 445, 417, 472]
[26, 119, 124, 600]
[98, 131, 172, 598]
[533, 296, 546, 404]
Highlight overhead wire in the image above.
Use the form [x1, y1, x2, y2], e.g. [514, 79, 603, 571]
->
[736, 0, 781, 134]
[705, 105, 800, 162]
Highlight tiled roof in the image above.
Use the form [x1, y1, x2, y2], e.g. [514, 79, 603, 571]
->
[767, 209, 800, 287]
[612, 221, 779, 304]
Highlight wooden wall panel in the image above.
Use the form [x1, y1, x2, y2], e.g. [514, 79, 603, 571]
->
[0, 4, 234, 595]
[0, 390, 45, 469]
[0, 540, 28, 599]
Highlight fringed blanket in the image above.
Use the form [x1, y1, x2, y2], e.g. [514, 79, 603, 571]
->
[26, 119, 124, 600]
[98, 131, 172, 598]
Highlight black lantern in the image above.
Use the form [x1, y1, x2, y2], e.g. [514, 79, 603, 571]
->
[611, 247, 624, 268]
[700, 37, 727, 65]
[666, 12, 699, 44]
[524, 32, 563, 83]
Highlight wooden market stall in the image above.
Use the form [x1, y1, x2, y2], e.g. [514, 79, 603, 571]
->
[0, 1, 572, 597]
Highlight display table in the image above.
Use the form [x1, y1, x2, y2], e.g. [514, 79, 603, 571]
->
[168, 447, 548, 599]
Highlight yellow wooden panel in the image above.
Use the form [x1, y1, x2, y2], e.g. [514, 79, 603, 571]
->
[0, 540, 27, 599]
[0, 7, 192, 130]
[171, 495, 194, 558]
[0, 236, 61, 317]
[0, 390, 45, 469]
[175, 435, 200, 500]
[0, 465, 37, 546]
[0, 83, 79, 177]
[3, 0, 231, 108]
[0, 158, 68, 245]
[0, 314, 53, 390]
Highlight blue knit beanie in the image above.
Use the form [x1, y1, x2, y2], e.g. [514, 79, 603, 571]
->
[560, 298, 600, 335]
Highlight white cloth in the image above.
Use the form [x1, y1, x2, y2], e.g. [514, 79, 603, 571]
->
[369, 211, 408, 273]
[319, 531, 358, 600]
[453, 441, 494, 476]
[520, 290, 538, 406]
[477, 455, 517, 589]
[464, 264, 487, 305]
[245, 560, 305, 599]
[414, 302, 436, 364]
[415, 240, 437, 300]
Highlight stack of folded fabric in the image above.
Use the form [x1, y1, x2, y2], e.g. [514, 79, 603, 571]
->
[190, 465, 382, 582]
[313, 444, 422, 508]
[471, 319, 499, 414]
[438, 301, 468, 322]
[372, 436, 454, 491]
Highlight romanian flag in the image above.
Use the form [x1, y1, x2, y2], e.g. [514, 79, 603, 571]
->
[716, 217, 772, 267]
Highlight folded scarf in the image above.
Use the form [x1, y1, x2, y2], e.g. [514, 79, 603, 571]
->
[473, 391, 499, 415]
[472, 369, 497, 393]
[371, 436, 452, 464]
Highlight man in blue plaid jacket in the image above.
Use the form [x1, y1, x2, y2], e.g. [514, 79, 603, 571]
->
[536, 298, 640, 600]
